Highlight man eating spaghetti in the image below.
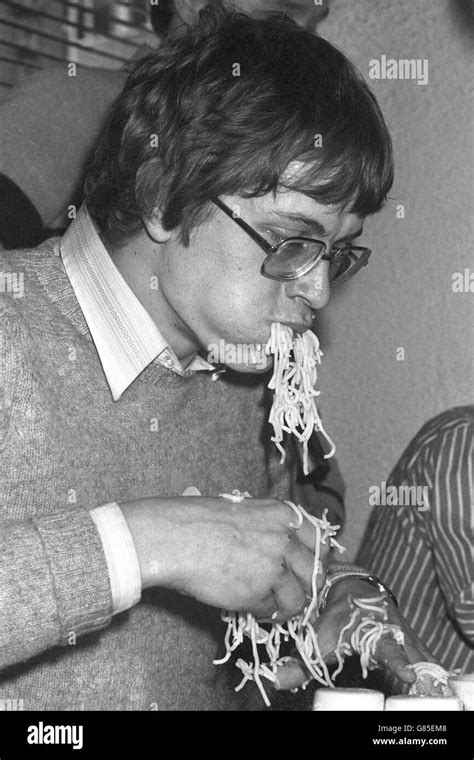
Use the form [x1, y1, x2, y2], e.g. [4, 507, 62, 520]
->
[0, 4, 439, 710]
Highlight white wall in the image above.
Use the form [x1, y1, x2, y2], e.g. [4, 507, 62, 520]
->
[316, 0, 473, 558]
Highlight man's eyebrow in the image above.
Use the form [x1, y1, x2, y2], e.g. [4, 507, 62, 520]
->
[265, 211, 328, 236]
[265, 211, 364, 241]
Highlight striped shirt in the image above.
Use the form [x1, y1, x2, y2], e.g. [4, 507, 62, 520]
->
[357, 406, 474, 673]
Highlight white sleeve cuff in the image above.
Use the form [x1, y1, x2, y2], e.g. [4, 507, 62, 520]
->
[90, 502, 142, 615]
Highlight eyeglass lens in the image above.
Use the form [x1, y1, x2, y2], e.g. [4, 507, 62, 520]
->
[263, 240, 324, 278]
[264, 239, 359, 282]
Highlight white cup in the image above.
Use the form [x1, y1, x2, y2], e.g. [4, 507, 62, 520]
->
[385, 696, 463, 711]
[313, 687, 385, 711]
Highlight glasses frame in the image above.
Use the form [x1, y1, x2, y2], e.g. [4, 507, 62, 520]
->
[213, 197, 371, 283]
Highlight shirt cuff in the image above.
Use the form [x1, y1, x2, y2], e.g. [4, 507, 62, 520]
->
[90, 502, 142, 615]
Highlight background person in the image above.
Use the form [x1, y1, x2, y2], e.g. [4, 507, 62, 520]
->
[358, 406, 474, 674]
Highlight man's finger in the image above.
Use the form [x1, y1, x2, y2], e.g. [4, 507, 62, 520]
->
[270, 568, 308, 623]
[285, 540, 324, 599]
[375, 638, 416, 684]
[280, 502, 330, 554]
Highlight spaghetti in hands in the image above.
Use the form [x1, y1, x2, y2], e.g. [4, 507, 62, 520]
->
[214, 497, 342, 706]
[214, 496, 407, 707]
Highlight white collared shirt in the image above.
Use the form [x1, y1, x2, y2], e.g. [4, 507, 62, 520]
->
[60, 204, 213, 401]
[60, 206, 214, 614]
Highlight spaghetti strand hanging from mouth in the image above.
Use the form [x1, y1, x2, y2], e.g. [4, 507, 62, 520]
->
[265, 323, 335, 474]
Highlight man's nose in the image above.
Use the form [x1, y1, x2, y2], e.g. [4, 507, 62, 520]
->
[284, 260, 331, 309]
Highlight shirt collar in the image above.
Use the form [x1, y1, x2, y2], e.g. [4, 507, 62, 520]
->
[60, 205, 214, 401]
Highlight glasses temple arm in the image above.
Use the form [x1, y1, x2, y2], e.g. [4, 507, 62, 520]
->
[213, 198, 274, 253]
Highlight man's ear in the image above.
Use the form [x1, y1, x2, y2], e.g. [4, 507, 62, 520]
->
[173, 0, 210, 25]
[141, 212, 174, 244]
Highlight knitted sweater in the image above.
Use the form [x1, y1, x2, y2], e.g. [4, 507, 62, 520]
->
[0, 239, 358, 710]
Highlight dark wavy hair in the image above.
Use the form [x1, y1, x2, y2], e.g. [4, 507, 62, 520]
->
[85, 3, 393, 245]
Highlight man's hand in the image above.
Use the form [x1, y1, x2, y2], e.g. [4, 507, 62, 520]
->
[275, 576, 438, 692]
[120, 496, 329, 622]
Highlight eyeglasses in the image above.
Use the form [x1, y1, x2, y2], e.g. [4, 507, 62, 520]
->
[213, 198, 371, 283]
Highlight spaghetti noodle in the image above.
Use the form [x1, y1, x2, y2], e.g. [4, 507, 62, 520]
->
[265, 323, 335, 475]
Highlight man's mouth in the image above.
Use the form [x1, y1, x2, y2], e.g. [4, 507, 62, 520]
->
[271, 307, 315, 331]
[277, 313, 315, 334]
[282, 323, 311, 334]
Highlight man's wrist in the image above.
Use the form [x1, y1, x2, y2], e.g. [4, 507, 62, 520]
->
[320, 573, 398, 610]
[90, 502, 142, 613]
